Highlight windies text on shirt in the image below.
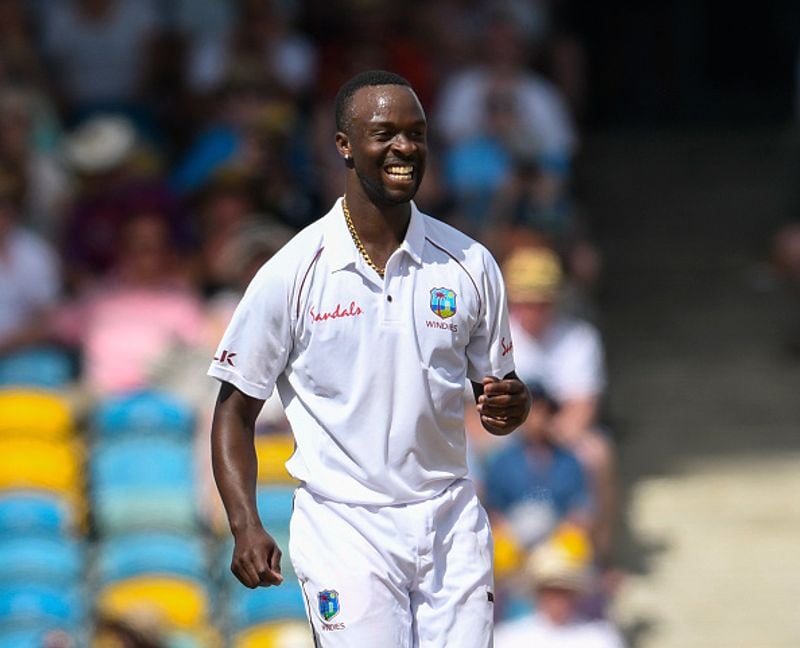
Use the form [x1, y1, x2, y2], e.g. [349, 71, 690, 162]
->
[426, 320, 458, 333]
[309, 301, 363, 322]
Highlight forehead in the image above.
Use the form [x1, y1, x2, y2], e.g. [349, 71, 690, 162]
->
[349, 85, 426, 125]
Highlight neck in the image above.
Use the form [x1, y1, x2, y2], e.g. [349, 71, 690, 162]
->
[342, 192, 410, 274]
[343, 191, 411, 246]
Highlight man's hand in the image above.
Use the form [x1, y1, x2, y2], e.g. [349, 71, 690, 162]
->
[476, 373, 531, 436]
[231, 524, 284, 588]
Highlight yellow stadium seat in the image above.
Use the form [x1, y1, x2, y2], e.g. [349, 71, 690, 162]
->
[255, 434, 297, 484]
[492, 523, 523, 581]
[96, 576, 210, 631]
[234, 621, 314, 648]
[0, 390, 73, 439]
[0, 437, 83, 497]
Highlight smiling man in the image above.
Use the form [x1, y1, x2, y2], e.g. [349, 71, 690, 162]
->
[208, 70, 530, 647]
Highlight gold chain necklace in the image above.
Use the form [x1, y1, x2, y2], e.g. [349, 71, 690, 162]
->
[342, 196, 385, 278]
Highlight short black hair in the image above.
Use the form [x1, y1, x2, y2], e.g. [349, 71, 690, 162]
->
[334, 70, 412, 133]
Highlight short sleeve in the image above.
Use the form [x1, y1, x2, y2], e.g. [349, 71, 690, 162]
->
[465, 249, 516, 382]
[207, 261, 293, 400]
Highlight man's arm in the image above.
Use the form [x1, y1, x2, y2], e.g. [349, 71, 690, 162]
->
[211, 381, 283, 588]
[471, 371, 531, 436]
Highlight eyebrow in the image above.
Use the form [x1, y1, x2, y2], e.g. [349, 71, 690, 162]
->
[367, 120, 427, 128]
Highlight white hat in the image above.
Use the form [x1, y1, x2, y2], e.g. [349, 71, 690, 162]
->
[63, 114, 137, 173]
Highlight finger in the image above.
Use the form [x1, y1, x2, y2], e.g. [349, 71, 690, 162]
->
[259, 550, 283, 586]
[258, 566, 283, 586]
[481, 414, 515, 429]
[232, 558, 260, 589]
[483, 380, 524, 395]
[482, 376, 500, 387]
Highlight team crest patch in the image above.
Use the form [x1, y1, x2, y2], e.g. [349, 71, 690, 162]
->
[318, 589, 340, 621]
[430, 287, 457, 319]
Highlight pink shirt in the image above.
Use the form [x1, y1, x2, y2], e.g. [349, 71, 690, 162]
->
[58, 285, 205, 395]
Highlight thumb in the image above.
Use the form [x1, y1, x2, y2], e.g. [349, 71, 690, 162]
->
[482, 376, 500, 386]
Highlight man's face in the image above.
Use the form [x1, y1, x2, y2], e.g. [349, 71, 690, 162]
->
[339, 84, 427, 206]
[510, 299, 556, 338]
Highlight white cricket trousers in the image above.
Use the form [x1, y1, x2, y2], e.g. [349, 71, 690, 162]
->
[289, 478, 495, 647]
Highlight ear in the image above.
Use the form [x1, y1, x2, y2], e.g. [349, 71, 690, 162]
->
[335, 131, 351, 162]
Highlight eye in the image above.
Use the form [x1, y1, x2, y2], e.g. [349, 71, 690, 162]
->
[372, 130, 392, 141]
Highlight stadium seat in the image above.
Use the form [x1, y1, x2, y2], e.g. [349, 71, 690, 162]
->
[0, 348, 73, 389]
[0, 584, 84, 627]
[229, 582, 307, 628]
[0, 438, 83, 499]
[91, 437, 193, 492]
[0, 491, 77, 536]
[0, 390, 73, 439]
[92, 390, 195, 440]
[96, 575, 210, 630]
[0, 627, 78, 648]
[255, 434, 297, 484]
[93, 488, 198, 536]
[96, 532, 207, 584]
[255, 485, 296, 528]
[233, 620, 314, 648]
[0, 536, 83, 585]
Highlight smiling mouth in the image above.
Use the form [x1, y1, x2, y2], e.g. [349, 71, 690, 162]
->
[384, 164, 414, 182]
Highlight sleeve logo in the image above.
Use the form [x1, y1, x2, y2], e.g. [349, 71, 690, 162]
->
[213, 349, 237, 366]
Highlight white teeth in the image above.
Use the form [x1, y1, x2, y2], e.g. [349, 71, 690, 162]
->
[386, 165, 413, 175]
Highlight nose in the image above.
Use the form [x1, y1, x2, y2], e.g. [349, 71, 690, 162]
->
[390, 133, 416, 157]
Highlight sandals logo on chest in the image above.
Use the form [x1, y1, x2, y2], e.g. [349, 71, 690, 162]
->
[309, 301, 363, 323]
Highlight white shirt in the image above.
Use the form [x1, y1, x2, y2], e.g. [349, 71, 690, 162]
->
[435, 67, 578, 158]
[42, 0, 160, 103]
[511, 315, 606, 402]
[209, 199, 515, 505]
[495, 613, 626, 648]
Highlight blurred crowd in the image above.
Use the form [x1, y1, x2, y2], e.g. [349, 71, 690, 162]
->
[0, 0, 629, 646]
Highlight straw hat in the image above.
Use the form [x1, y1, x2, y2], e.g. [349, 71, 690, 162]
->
[502, 246, 563, 303]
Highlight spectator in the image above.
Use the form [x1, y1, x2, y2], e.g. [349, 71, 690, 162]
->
[495, 525, 626, 648]
[0, 86, 71, 239]
[502, 245, 617, 567]
[52, 209, 205, 398]
[484, 382, 593, 550]
[443, 79, 572, 242]
[0, 171, 61, 356]
[38, 0, 163, 123]
[434, 9, 577, 172]
[60, 113, 193, 290]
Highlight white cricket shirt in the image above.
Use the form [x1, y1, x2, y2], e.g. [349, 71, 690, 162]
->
[208, 198, 515, 505]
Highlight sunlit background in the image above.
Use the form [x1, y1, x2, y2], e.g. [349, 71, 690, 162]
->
[0, 1, 798, 646]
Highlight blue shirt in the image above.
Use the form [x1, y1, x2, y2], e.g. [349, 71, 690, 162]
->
[484, 439, 589, 519]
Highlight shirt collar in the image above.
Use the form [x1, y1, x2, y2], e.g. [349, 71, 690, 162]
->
[323, 196, 427, 273]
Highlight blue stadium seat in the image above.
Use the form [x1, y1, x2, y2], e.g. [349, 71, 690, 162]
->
[0, 536, 83, 585]
[0, 491, 76, 536]
[0, 584, 84, 627]
[91, 437, 194, 492]
[0, 627, 77, 648]
[90, 437, 197, 534]
[93, 488, 198, 536]
[96, 532, 207, 584]
[255, 485, 296, 528]
[92, 390, 195, 439]
[229, 581, 307, 628]
[0, 348, 72, 389]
